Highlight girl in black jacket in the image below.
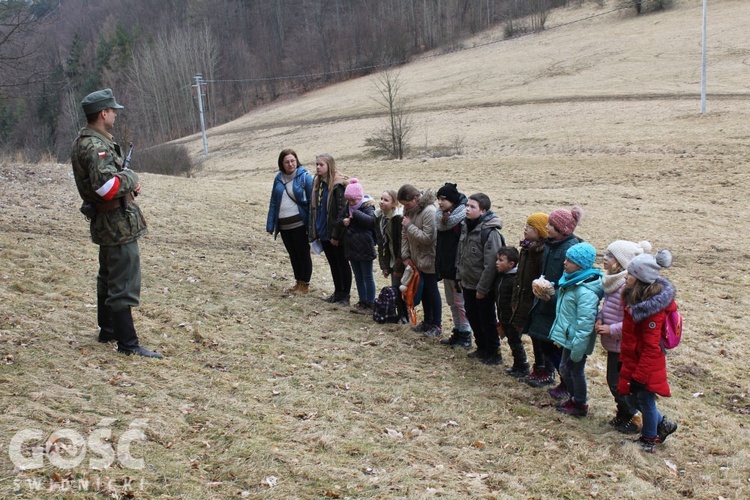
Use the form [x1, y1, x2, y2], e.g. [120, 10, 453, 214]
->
[337, 179, 377, 313]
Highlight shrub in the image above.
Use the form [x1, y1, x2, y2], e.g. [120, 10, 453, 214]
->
[132, 143, 195, 177]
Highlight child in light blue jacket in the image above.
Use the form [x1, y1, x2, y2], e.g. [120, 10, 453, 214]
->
[549, 242, 603, 417]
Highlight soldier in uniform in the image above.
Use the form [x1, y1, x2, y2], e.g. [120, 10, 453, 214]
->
[71, 89, 162, 358]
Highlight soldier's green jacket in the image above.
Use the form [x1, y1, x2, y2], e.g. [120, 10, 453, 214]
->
[71, 127, 148, 246]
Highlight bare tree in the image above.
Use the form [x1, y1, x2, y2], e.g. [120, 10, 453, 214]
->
[0, 1, 44, 87]
[365, 66, 412, 160]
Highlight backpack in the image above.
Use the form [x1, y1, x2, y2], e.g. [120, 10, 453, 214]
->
[481, 227, 506, 248]
[373, 286, 399, 324]
[661, 307, 683, 350]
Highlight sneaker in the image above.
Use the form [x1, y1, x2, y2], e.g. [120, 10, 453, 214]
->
[350, 302, 373, 315]
[334, 295, 351, 307]
[424, 325, 443, 338]
[397, 317, 410, 324]
[527, 370, 556, 388]
[615, 412, 643, 434]
[453, 331, 473, 350]
[412, 321, 428, 333]
[636, 435, 659, 453]
[323, 293, 338, 303]
[557, 399, 588, 417]
[656, 417, 678, 443]
[547, 383, 570, 400]
[481, 353, 503, 365]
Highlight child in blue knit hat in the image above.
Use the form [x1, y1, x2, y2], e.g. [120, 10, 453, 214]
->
[548, 242, 603, 417]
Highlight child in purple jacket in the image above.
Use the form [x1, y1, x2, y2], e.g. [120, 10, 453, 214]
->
[595, 240, 651, 433]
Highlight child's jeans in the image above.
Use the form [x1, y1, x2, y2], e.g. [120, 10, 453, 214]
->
[443, 279, 470, 332]
[350, 259, 376, 304]
[635, 389, 663, 439]
[559, 348, 588, 404]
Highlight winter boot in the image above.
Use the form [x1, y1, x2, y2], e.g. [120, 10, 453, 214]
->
[615, 411, 643, 434]
[481, 351, 503, 365]
[508, 342, 530, 377]
[520, 366, 543, 384]
[506, 363, 531, 378]
[454, 331, 473, 350]
[557, 399, 588, 417]
[97, 294, 116, 343]
[112, 307, 163, 359]
[548, 382, 570, 400]
[288, 281, 301, 293]
[656, 417, 678, 443]
[440, 328, 461, 346]
[528, 367, 556, 387]
[292, 281, 310, 294]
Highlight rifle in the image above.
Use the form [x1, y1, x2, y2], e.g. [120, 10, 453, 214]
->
[123, 142, 134, 170]
[121, 142, 136, 211]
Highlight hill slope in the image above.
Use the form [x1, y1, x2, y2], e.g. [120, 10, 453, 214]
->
[2, 0, 750, 498]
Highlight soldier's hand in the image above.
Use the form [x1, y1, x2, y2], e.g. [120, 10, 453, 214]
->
[134, 184, 142, 196]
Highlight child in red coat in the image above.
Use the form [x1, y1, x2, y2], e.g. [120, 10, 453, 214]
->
[618, 249, 678, 453]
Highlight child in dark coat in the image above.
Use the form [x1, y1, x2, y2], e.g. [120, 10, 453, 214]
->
[494, 246, 528, 372]
[338, 179, 377, 314]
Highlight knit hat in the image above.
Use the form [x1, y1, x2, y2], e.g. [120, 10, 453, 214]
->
[628, 249, 673, 284]
[526, 213, 549, 239]
[436, 183, 461, 205]
[548, 205, 584, 236]
[606, 240, 652, 270]
[345, 178, 364, 200]
[566, 242, 597, 270]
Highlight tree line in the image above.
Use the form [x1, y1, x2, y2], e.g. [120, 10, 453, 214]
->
[1, 0, 571, 162]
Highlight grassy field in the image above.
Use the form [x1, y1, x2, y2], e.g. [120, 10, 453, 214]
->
[2, 0, 750, 498]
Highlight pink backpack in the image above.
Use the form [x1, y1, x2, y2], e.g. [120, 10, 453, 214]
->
[661, 307, 683, 350]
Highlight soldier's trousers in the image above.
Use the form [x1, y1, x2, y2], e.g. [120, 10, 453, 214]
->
[97, 241, 141, 312]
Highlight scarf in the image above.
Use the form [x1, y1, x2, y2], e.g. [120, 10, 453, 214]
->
[348, 199, 364, 217]
[437, 203, 466, 231]
[558, 268, 602, 288]
[601, 270, 627, 294]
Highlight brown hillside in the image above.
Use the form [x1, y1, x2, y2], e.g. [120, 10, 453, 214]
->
[2, 1, 749, 498]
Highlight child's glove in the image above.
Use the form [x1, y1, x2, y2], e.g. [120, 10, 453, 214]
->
[629, 379, 647, 393]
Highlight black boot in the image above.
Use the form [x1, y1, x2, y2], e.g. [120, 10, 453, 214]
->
[97, 295, 116, 343]
[111, 307, 163, 359]
[440, 328, 460, 346]
[507, 342, 530, 377]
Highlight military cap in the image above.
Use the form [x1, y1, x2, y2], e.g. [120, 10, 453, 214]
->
[81, 89, 124, 115]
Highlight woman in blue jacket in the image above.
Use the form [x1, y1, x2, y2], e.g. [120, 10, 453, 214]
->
[266, 149, 314, 294]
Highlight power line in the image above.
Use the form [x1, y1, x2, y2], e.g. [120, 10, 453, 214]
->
[200, 5, 631, 86]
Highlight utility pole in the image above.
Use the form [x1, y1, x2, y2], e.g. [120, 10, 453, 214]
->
[701, 0, 707, 114]
[194, 73, 208, 155]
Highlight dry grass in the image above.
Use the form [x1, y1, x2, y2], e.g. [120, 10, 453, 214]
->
[3, 0, 750, 498]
